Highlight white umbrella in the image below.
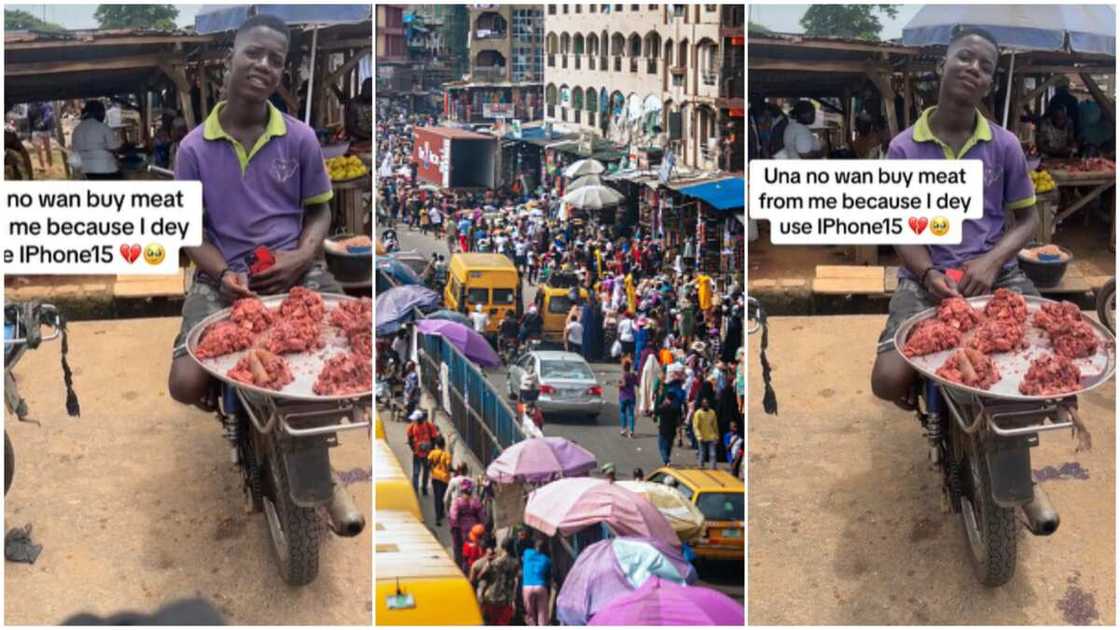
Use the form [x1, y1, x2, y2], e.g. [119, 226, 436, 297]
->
[568, 174, 603, 191]
[562, 184, 624, 210]
[564, 158, 605, 178]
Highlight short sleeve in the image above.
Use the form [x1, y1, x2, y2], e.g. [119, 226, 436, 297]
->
[299, 132, 334, 207]
[1003, 136, 1036, 211]
[793, 126, 815, 154]
[174, 141, 199, 182]
[886, 138, 906, 160]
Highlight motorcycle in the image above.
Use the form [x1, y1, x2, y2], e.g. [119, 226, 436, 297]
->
[186, 294, 369, 586]
[3, 302, 80, 495]
[896, 295, 1115, 585]
[1096, 277, 1115, 335]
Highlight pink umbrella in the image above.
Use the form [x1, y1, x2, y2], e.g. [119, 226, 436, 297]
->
[486, 437, 597, 484]
[524, 478, 679, 547]
[588, 576, 744, 626]
[413, 319, 500, 367]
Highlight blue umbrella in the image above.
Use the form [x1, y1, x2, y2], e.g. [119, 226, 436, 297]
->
[902, 5, 1115, 55]
[375, 286, 441, 337]
[376, 257, 421, 286]
[423, 309, 473, 327]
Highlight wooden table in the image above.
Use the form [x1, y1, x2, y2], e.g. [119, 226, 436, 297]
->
[330, 176, 371, 236]
[1044, 170, 1115, 244]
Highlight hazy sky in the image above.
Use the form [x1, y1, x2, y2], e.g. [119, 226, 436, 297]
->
[749, 4, 923, 41]
[8, 4, 203, 30]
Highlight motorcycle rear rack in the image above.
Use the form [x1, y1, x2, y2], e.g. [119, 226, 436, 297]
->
[941, 390, 1072, 438]
[235, 388, 370, 437]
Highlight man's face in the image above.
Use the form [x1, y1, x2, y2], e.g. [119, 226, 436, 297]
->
[229, 26, 288, 102]
[942, 35, 998, 104]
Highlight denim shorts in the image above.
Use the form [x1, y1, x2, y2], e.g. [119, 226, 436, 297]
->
[875, 265, 1039, 355]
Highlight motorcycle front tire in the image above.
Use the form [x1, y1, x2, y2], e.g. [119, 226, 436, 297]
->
[960, 442, 1018, 587]
[1096, 277, 1115, 336]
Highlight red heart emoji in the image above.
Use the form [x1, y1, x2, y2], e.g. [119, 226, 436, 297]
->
[120, 244, 140, 264]
[909, 217, 928, 235]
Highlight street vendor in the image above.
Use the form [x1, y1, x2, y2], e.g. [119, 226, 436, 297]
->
[1037, 104, 1077, 158]
[167, 15, 340, 409]
[870, 27, 1040, 409]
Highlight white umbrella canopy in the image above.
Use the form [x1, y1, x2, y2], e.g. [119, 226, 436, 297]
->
[562, 184, 624, 210]
[568, 174, 603, 191]
[564, 158, 606, 178]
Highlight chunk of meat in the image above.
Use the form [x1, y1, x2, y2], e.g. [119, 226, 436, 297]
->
[967, 319, 1027, 355]
[902, 319, 961, 357]
[983, 288, 1028, 324]
[1019, 354, 1081, 396]
[1032, 301, 1082, 336]
[313, 351, 372, 396]
[263, 317, 324, 354]
[228, 348, 293, 391]
[195, 320, 255, 359]
[230, 297, 275, 333]
[1050, 320, 1099, 359]
[329, 297, 372, 335]
[937, 297, 984, 332]
[936, 348, 1000, 389]
[348, 328, 373, 358]
[279, 287, 326, 322]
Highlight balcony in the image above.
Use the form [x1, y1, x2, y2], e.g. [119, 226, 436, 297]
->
[475, 29, 506, 41]
[647, 58, 658, 74]
[629, 58, 638, 73]
[473, 66, 507, 82]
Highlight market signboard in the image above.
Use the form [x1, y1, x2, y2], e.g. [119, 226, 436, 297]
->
[482, 102, 515, 119]
[412, 128, 449, 187]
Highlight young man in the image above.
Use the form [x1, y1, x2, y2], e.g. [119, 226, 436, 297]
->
[168, 15, 339, 408]
[871, 27, 1039, 409]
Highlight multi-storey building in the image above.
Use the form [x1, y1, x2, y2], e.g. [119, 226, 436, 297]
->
[375, 5, 408, 94]
[444, 5, 544, 124]
[543, 4, 743, 172]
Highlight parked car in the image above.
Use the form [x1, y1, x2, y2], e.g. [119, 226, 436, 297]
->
[506, 350, 604, 419]
[647, 467, 744, 562]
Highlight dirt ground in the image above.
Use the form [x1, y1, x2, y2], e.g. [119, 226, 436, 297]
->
[748, 314, 1115, 625]
[4, 317, 371, 625]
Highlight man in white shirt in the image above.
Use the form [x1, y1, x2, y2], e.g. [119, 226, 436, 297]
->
[71, 100, 122, 179]
[565, 317, 584, 356]
[428, 206, 443, 231]
[469, 304, 490, 334]
[774, 100, 823, 159]
[617, 312, 636, 358]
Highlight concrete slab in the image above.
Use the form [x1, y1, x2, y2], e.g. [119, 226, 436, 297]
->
[748, 314, 1115, 625]
[4, 317, 371, 624]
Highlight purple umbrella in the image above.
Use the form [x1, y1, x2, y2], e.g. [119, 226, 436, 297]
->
[486, 437, 597, 484]
[588, 576, 744, 626]
[557, 537, 697, 625]
[375, 285, 440, 336]
[414, 319, 501, 368]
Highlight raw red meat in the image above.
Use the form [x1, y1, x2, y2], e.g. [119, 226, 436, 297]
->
[313, 351, 372, 396]
[228, 348, 293, 390]
[983, 288, 1028, 324]
[195, 320, 255, 358]
[936, 348, 1000, 389]
[902, 319, 961, 357]
[279, 287, 326, 322]
[348, 329, 373, 358]
[329, 297, 372, 334]
[1050, 320, 1099, 359]
[967, 319, 1026, 354]
[937, 297, 984, 332]
[1019, 354, 1081, 396]
[263, 317, 324, 354]
[230, 297, 275, 333]
[1032, 301, 1082, 335]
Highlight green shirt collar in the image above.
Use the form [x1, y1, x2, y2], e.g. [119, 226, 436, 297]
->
[203, 100, 287, 173]
[912, 106, 992, 159]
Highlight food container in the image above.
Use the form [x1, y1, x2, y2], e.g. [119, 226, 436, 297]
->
[1018, 244, 1072, 288]
[324, 233, 372, 283]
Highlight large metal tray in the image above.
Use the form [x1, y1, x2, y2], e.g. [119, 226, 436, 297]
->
[186, 292, 371, 402]
[894, 294, 1116, 401]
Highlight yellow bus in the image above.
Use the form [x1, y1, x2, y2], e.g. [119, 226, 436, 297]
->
[374, 439, 422, 519]
[444, 253, 521, 334]
[376, 509, 483, 625]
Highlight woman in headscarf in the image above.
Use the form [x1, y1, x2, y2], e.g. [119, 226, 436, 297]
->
[580, 291, 602, 362]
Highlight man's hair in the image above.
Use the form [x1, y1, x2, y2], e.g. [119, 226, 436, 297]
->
[949, 26, 999, 52]
[236, 14, 290, 46]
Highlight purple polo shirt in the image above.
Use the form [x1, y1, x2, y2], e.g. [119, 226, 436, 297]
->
[888, 107, 1036, 280]
[175, 101, 333, 276]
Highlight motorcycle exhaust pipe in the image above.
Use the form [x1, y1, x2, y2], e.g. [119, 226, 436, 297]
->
[1019, 484, 1060, 536]
[325, 484, 366, 537]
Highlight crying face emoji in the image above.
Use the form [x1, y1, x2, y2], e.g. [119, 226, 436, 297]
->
[143, 243, 166, 265]
[930, 216, 950, 237]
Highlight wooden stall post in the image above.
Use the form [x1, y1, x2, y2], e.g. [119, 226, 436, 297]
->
[902, 67, 913, 127]
[199, 68, 210, 120]
[1080, 72, 1115, 122]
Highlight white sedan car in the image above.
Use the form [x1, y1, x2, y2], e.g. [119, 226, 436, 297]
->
[506, 351, 604, 419]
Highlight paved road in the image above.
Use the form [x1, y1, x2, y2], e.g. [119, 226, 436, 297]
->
[748, 314, 1115, 625]
[5, 317, 371, 625]
[391, 228, 744, 597]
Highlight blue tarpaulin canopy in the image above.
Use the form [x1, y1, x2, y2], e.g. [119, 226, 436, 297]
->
[901, 5, 1115, 56]
[675, 177, 744, 212]
[195, 5, 371, 34]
